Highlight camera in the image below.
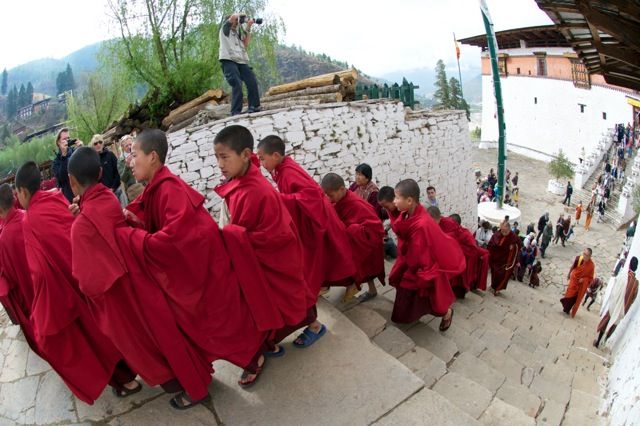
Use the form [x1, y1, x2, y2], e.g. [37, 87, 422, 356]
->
[239, 15, 263, 25]
[67, 138, 77, 147]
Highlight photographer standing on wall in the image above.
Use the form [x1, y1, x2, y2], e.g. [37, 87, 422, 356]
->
[219, 13, 261, 116]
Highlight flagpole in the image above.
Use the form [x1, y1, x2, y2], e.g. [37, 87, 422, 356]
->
[453, 32, 464, 100]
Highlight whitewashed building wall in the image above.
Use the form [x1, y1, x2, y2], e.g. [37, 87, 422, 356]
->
[166, 100, 477, 228]
[603, 221, 640, 425]
[480, 75, 633, 164]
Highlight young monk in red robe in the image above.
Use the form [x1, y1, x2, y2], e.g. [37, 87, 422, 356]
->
[321, 173, 385, 301]
[67, 147, 213, 410]
[213, 125, 323, 356]
[14, 161, 139, 405]
[560, 248, 595, 317]
[487, 221, 522, 296]
[387, 179, 465, 330]
[256, 135, 357, 300]
[123, 129, 269, 398]
[427, 206, 489, 298]
[0, 184, 40, 351]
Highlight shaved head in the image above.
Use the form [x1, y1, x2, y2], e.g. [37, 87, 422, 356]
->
[321, 173, 345, 192]
[395, 179, 420, 202]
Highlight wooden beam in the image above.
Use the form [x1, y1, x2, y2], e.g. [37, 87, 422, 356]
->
[603, 74, 640, 91]
[576, 0, 640, 53]
[606, 0, 640, 20]
[597, 43, 640, 69]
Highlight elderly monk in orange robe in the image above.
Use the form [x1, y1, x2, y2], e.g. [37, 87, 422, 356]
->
[560, 248, 595, 317]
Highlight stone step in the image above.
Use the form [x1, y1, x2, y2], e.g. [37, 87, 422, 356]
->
[208, 299, 425, 426]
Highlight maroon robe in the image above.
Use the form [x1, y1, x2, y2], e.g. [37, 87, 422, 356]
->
[72, 184, 212, 400]
[0, 208, 40, 352]
[487, 230, 522, 292]
[23, 189, 129, 405]
[215, 164, 315, 342]
[333, 190, 385, 285]
[125, 166, 267, 368]
[272, 156, 356, 292]
[389, 204, 465, 323]
[439, 217, 489, 296]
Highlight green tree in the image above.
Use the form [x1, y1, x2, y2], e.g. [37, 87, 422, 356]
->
[17, 84, 27, 109]
[106, 0, 282, 123]
[1, 69, 7, 96]
[0, 134, 56, 178]
[433, 59, 450, 110]
[67, 70, 135, 143]
[56, 63, 76, 94]
[548, 150, 575, 181]
[26, 82, 34, 105]
[449, 77, 469, 119]
[6, 85, 17, 117]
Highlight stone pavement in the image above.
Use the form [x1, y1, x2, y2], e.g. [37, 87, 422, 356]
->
[0, 148, 622, 425]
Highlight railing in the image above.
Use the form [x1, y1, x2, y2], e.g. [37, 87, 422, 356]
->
[355, 78, 420, 109]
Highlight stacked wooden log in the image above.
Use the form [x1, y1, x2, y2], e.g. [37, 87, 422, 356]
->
[261, 68, 358, 111]
[162, 89, 228, 132]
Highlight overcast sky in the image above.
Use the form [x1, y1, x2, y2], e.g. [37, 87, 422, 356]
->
[0, 0, 552, 75]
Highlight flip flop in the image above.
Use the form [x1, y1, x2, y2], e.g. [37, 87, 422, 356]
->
[264, 345, 286, 358]
[293, 324, 327, 348]
[169, 392, 211, 410]
[112, 381, 142, 398]
[357, 292, 378, 302]
[439, 309, 454, 332]
[238, 357, 266, 388]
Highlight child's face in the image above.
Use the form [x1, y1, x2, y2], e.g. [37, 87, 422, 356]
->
[379, 199, 396, 212]
[256, 148, 281, 172]
[355, 171, 368, 186]
[131, 141, 155, 182]
[393, 190, 413, 212]
[323, 187, 346, 204]
[215, 143, 250, 179]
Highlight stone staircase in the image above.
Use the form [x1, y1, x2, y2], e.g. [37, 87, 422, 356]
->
[0, 262, 609, 425]
[571, 142, 636, 230]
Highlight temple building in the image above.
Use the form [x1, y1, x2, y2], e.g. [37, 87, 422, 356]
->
[460, 25, 639, 164]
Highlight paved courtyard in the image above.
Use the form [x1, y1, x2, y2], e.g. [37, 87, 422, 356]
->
[0, 147, 624, 425]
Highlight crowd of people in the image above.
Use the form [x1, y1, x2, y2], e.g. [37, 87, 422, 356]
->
[0, 125, 496, 411]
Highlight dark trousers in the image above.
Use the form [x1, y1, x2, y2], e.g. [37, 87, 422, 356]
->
[220, 60, 260, 115]
[562, 194, 571, 205]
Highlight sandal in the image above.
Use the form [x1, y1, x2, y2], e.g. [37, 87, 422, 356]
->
[169, 392, 211, 410]
[112, 381, 142, 398]
[238, 357, 266, 387]
[439, 309, 454, 332]
[358, 292, 378, 302]
[293, 324, 327, 348]
[342, 286, 359, 302]
[264, 345, 286, 358]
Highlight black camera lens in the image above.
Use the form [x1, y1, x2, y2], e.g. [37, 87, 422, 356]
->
[255, 18, 263, 24]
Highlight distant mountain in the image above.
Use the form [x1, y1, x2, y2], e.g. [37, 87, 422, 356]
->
[5, 42, 103, 95]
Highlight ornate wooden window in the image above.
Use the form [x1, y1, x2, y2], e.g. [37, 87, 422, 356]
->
[571, 59, 591, 89]
[535, 53, 547, 76]
[498, 54, 508, 76]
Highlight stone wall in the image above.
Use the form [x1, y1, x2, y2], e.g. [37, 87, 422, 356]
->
[166, 99, 477, 228]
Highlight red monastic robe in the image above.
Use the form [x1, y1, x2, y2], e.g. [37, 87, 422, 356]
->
[333, 190, 385, 285]
[389, 204, 465, 322]
[487, 230, 522, 292]
[439, 217, 489, 295]
[0, 208, 40, 352]
[22, 190, 125, 405]
[72, 184, 212, 400]
[124, 166, 267, 367]
[272, 156, 355, 292]
[215, 164, 313, 327]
